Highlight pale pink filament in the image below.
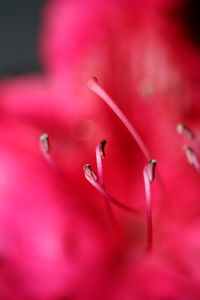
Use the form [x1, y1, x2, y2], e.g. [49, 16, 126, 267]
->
[95, 141, 124, 231]
[87, 78, 151, 161]
[143, 160, 156, 251]
[96, 140, 106, 187]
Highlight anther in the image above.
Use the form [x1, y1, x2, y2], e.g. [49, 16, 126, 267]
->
[40, 133, 50, 153]
[96, 140, 107, 187]
[87, 76, 99, 88]
[100, 140, 107, 158]
[177, 124, 194, 140]
[184, 146, 195, 164]
[39, 134, 64, 177]
[146, 159, 157, 183]
[84, 164, 98, 181]
[183, 146, 200, 173]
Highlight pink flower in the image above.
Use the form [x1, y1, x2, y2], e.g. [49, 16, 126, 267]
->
[1, 0, 200, 299]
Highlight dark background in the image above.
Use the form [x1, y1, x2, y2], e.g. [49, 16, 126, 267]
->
[0, 0, 199, 78]
[0, 0, 43, 77]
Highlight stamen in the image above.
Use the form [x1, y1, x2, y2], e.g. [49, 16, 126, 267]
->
[183, 146, 200, 173]
[100, 140, 107, 158]
[84, 164, 138, 214]
[96, 140, 107, 186]
[177, 124, 200, 149]
[143, 160, 157, 251]
[146, 159, 157, 182]
[40, 133, 50, 153]
[39, 134, 62, 176]
[177, 124, 195, 140]
[87, 77, 151, 161]
[95, 140, 120, 230]
[84, 164, 98, 181]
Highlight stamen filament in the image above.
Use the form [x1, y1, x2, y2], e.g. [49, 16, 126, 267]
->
[95, 140, 121, 230]
[87, 78, 151, 161]
[143, 160, 157, 251]
[84, 164, 138, 214]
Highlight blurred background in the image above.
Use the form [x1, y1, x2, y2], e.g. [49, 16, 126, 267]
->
[0, 0, 199, 77]
[0, 0, 200, 77]
[0, 0, 43, 76]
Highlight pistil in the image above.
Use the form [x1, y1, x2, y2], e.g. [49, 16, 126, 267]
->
[87, 77, 151, 161]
